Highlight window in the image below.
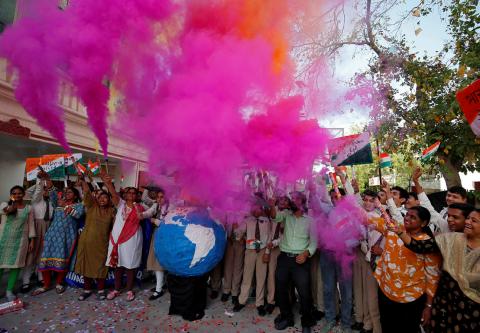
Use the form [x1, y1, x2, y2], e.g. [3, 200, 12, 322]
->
[0, 0, 17, 33]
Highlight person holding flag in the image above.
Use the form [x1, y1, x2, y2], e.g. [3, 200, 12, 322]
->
[32, 171, 84, 296]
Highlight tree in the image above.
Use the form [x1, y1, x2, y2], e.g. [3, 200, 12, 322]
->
[299, 0, 480, 187]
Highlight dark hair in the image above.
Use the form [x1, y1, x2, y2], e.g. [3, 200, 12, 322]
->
[409, 206, 432, 238]
[277, 195, 292, 207]
[408, 192, 418, 201]
[124, 187, 138, 194]
[65, 186, 81, 203]
[447, 186, 467, 199]
[10, 185, 25, 195]
[448, 202, 475, 218]
[329, 188, 346, 196]
[363, 189, 377, 198]
[392, 186, 409, 201]
[97, 190, 111, 200]
[291, 191, 308, 212]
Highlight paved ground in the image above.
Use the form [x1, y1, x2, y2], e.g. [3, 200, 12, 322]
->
[0, 281, 344, 333]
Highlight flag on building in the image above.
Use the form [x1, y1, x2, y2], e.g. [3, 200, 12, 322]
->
[87, 160, 100, 175]
[379, 153, 392, 168]
[421, 141, 441, 161]
[329, 132, 374, 166]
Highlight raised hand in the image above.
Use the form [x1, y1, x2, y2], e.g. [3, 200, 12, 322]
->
[99, 169, 112, 184]
[412, 166, 422, 182]
[381, 178, 391, 195]
[351, 178, 360, 194]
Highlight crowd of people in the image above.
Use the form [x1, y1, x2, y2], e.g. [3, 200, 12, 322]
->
[0, 166, 479, 333]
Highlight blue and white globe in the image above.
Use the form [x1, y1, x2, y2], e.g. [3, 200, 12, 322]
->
[155, 207, 226, 277]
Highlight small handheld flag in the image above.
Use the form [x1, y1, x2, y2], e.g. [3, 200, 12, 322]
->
[87, 160, 100, 175]
[74, 162, 86, 174]
[421, 141, 441, 161]
[379, 153, 392, 168]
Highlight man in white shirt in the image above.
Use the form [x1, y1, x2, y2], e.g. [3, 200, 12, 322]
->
[412, 167, 468, 234]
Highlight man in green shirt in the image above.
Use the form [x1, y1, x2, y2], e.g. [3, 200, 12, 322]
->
[271, 191, 317, 333]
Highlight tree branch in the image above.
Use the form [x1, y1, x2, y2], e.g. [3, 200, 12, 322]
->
[366, 0, 382, 56]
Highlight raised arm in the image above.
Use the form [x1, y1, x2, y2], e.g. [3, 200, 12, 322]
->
[382, 179, 404, 224]
[99, 170, 119, 207]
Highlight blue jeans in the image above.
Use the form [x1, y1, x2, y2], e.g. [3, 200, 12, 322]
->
[319, 251, 353, 327]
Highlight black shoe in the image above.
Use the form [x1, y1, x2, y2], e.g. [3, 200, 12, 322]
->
[20, 284, 31, 293]
[274, 317, 294, 330]
[221, 293, 230, 302]
[232, 303, 245, 312]
[352, 322, 364, 330]
[257, 305, 266, 316]
[210, 290, 219, 300]
[360, 329, 373, 333]
[313, 309, 325, 321]
[195, 311, 205, 320]
[302, 326, 312, 333]
[274, 313, 283, 324]
[231, 295, 239, 306]
[265, 303, 275, 314]
[149, 290, 165, 300]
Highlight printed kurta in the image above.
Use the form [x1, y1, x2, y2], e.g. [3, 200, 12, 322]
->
[39, 191, 84, 272]
[0, 203, 35, 268]
[74, 193, 114, 278]
[372, 217, 441, 303]
[106, 199, 143, 269]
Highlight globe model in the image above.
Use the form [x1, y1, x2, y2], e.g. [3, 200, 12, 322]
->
[154, 206, 226, 277]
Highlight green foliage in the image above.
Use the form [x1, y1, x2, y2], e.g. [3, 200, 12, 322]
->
[352, 0, 480, 186]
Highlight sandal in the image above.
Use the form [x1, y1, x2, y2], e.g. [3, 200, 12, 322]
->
[78, 291, 92, 301]
[107, 290, 121, 300]
[126, 291, 135, 302]
[56, 285, 66, 294]
[97, 291, 106, 301]
[31, 287, 49, 296]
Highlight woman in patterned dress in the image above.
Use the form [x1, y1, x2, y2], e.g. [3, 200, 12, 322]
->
[32, 171, 84, 295]
[392, 208, 480, 333]
[0, 186, 35, 301]
[370, 206, 441, 333]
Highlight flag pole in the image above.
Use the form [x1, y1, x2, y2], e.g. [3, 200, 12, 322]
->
[376, 137, 382, 183]
[63, 157, 68, 189]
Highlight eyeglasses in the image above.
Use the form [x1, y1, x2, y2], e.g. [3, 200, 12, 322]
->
[11, 192, 23, 195]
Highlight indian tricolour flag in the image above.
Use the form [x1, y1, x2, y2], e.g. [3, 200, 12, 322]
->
[25, 155, 66, 181]
[25, 153, 83, 181]
[88, 160, 100, 175]
[421, 141, 441, 161]
[74, 162, 87, 174]
[379, 153, 392, 168]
